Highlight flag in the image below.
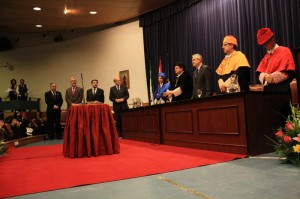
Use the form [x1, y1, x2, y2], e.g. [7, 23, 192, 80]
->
[158, 58, 162, 73]
[148, 60, 154, 103]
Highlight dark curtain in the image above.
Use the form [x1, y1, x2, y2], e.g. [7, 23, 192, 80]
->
[140, 0, 300, 101]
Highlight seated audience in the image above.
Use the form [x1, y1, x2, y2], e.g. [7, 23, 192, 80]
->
[13, 111, 29, 137]
[30, 119, 46, 136]
[11, 119, 21, 139]
[0, 120, 7, 141]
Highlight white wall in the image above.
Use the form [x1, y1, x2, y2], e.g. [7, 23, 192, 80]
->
[0, 21, 148, 111]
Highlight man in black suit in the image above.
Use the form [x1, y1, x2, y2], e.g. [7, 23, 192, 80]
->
[86, 79, 104, 103]
[16, 79, 29, 100]
[191, 53, 213, 99]
[65, 76, 84, 109]
[109, 77, 129, 137]
[164, 62, 193, 101]
[45, 82, 63, 140]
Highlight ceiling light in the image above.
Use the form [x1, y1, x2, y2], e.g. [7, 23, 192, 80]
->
[33, 7, 41, 11]
[89, 11, 97, 15]
[36, 25, 42, 28]
[64, 6, 69, 14]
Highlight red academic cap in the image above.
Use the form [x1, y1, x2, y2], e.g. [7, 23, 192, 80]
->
[257, 28, 274, 45]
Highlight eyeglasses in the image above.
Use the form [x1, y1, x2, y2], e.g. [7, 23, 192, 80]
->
[222, 43, 232, 47]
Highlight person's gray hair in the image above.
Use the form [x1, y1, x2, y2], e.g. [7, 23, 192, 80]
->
[192, 53, 203, 61]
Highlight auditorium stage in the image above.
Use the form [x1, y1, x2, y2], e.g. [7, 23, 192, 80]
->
[122, 92, 291, 155]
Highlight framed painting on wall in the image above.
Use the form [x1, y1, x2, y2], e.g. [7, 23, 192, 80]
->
[119, 70, 130, 89]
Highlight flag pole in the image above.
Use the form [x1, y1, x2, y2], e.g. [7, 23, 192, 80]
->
[148, 60, 154, 105]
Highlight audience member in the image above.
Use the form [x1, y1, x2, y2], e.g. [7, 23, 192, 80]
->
[19, 112, 30, 137]
[191, 53, 213, 99]
[4, 120, 13, 140]
[11, 118, 21, 139]
[65, 77, 84, 109]
[256, 28, 296, 93]
[30, 119, 46, 136]
[0, 97, 3, 120]
[86, 79, 105, 103]
[164, 62, 193, 101]
[16, 79, 29, 100]
[109, 76, 129, 137]
[0, 120, 7, 141]
[216, 35, 251, 93]
[45, 82, 63, 139]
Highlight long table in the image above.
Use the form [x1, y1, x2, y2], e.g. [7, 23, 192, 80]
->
[63, 103, 120, 158]
[122, 92, 291, 155]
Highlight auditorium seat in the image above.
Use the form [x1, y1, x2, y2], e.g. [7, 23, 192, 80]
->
[60, 110, 68, 128]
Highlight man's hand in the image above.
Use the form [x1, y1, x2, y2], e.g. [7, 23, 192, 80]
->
[220, 85, 227, 92]
[264, 75, 274, 84]
[164, 91, 171, 97]
[115, 98, 124, 103]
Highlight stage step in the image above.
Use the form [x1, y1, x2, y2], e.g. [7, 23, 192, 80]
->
[4, 135, 47, 147]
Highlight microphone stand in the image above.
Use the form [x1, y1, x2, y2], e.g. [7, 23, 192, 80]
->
[81, 73, 86, 104]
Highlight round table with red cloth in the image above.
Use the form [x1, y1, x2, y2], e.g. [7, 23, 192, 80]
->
[63, 103, 120, 158]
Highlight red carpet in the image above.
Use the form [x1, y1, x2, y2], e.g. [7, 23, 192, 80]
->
[0, 140, 245, 198]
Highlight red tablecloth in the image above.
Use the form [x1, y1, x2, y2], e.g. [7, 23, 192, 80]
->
[63, 104, 120, 158]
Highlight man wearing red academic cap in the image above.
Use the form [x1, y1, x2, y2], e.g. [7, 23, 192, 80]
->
[256, 28, 296, 93]
[216, 35, 251, 93]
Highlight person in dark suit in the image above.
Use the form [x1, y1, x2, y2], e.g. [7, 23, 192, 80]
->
[109, 77, 129, 137]
[191, 53, 213, 99]
[65, 76, 84, 109]
[164, 62, 193, 102]
[16, 79, 29, 100]
[45, 82, 63, 139]
[86, 79, 104, 103]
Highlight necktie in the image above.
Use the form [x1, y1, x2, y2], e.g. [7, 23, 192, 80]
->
[53, 92, 56, 99]
[72, 88, 75, 95]
[94, 88, 96, 95]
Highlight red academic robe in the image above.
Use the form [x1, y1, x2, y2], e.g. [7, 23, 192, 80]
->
[257, 46, 295, 74]
[257, 46, 295, 93]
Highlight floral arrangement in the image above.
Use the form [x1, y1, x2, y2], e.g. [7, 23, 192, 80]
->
[269, 104, 300, 167]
